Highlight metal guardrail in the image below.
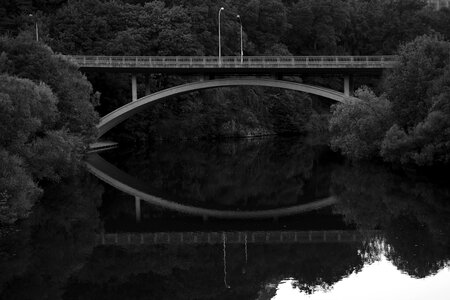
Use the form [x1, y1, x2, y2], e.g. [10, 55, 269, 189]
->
[66, 55, 398, 69]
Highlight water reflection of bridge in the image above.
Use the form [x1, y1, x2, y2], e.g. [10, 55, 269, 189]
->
[87, 153, 338, 220]
[96, 230, 379, 246]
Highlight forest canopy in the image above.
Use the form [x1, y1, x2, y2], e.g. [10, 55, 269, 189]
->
[2, 0, 450, 56]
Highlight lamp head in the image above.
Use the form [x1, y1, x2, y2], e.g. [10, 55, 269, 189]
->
[220, 7, 224, 10]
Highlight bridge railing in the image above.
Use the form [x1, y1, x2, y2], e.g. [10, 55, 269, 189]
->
[67, 55, 398, 68]
[95, 230, 382, 246]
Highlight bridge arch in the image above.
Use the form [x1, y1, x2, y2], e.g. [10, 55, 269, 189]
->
[97, 78, 356, 137]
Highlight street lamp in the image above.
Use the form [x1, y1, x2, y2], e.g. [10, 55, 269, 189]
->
[218, 7, 224, 66]
[236, 15, 243, 64]
[28, 14, 39, 42]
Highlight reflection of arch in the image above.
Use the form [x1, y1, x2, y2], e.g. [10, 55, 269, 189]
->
[98, 78, 356, 137]
[86, 153, 338, 219]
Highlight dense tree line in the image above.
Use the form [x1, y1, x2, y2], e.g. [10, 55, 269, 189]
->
[3, 0, 450, 56]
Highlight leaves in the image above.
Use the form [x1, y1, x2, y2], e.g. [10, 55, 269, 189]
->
[0, 37, 99, 223]
[329, 87, 394, 160]
[380, 35, 450, 166]
[330, 36, 450, 166]
[384, 35, 450, 128]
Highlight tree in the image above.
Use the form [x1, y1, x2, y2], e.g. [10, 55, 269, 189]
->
[330, 35, 450, 166]
[0, 36, 99, 141]
[243, 0, 289, 54]
[0, 150, 41, 223]
[329, 87, 394, 160]
[0, 74, 58, 149]
[383, 35, 450, 129]
[380, 35, 450, 166]
[0, 36, 99, 223]
[0, 74, 87, 223]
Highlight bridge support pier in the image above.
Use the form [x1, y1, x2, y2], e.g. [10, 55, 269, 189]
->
[135, 196, 141, 222]
[344, 75, 354, 97]
[131, 74, 138, 101]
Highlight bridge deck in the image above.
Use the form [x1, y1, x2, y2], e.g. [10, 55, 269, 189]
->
[96, 230, 380, 246]
[68, 55, 398, 75]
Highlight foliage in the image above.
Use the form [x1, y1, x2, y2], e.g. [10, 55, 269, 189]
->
[2, 0, 450, 56]
[21, 130, 85, 181]
[379, 35, 450, 166]
[329, 87, 394, 160]
[383, 34, 450, 128]
[48, 0, 202, 56]
[0, 36, 99, 140]
[0, 150, 41, 223]
[381, 112, 450, 165]
[0, 75, 81, 223]
[0, 36, 99, 223]
[330, 35, 450, 166]
[0, 74, 58, 148]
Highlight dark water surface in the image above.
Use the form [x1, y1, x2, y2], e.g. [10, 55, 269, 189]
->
[1, 137, 449, 299]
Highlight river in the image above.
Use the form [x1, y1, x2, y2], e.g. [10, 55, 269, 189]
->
[0, 137, 449, 299]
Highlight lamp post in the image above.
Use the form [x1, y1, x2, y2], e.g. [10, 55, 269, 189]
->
[28, 14, 39, 42]
[237, 15, 243, 64]
[218, 7, 224, 66]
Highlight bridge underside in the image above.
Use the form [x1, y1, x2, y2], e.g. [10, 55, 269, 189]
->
[97, 78, 356, 138]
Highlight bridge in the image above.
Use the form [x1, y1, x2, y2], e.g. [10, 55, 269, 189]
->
[95, 230, 380, 246]
[68, 55, 397, 74]
[69, 55, 397, 139]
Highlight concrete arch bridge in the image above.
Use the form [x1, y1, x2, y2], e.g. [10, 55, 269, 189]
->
[68, 55, 395, 139]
